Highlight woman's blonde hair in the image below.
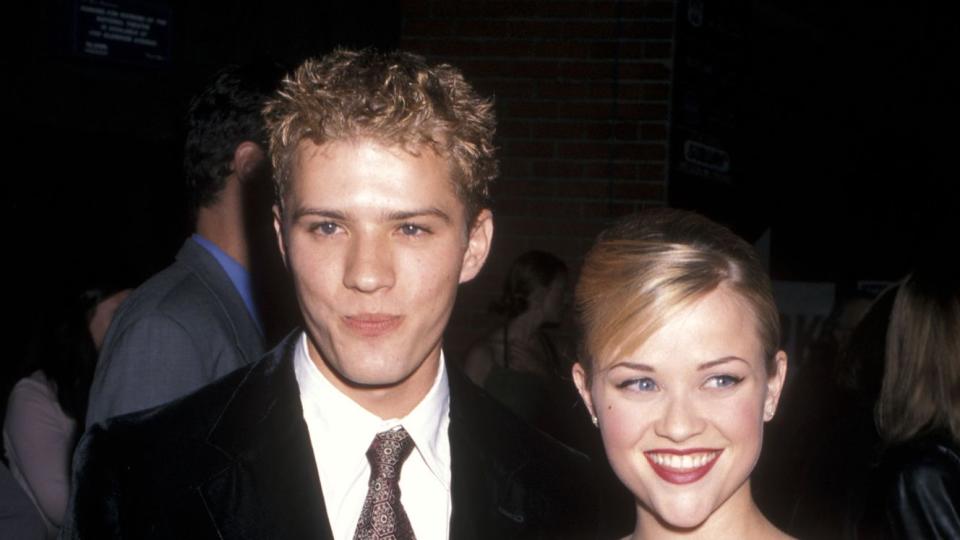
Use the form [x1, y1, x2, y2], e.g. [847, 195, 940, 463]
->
[875, 270, 960, 446]
[576, 209, 780, 378]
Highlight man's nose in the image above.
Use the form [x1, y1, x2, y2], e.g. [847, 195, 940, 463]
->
[654, 393, 707, 443]
[343, 233, 395, 293]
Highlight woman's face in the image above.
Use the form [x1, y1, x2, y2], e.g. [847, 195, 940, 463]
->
[573, 286, 786, 529]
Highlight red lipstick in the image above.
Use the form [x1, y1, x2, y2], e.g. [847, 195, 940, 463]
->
[343, 314, 402, 337]
[644, 448, 723, 485]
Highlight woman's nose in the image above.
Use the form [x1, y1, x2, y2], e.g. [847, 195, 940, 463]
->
[654, 393, 707, 442]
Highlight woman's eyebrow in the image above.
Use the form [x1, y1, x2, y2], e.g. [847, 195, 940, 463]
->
[697, 356, 748, 371]
[607, 361, 655, 372]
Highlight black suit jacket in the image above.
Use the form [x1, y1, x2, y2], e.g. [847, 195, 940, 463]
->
[63, 333, 599, 539]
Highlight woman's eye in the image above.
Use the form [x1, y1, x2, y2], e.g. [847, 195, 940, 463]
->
[617, 377, 658, 392]
[704, 374, 743, 389]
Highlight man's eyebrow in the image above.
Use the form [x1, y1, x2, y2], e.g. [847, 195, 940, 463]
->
[291, 208, 347, 221]
[697, 356, 748, 371]
[386, 208, 452, 223]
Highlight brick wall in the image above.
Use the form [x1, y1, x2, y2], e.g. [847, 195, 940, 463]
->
[399, 1, 676, 355]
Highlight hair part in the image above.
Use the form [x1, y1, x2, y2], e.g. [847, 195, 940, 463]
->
[576, 208, 780, 380]
[264, 48, 498, 224]
[875, 269, 960, 446]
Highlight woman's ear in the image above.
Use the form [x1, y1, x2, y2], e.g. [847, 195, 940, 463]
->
[764, 351, 788, 422]
[572, 362, 596, 419]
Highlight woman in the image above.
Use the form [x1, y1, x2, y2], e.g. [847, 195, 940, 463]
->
[860, 268, 960, 539]
[464, 250, 569, 423]
[572, 209, 791, 539]
[4, 287, 129, 539]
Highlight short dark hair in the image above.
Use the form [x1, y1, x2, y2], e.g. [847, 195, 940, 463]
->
[264, 48, 498, 223]
[184, 63, 282, 211]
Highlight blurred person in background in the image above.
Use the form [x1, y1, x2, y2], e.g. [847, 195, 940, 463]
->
[4, 287, 128, 538]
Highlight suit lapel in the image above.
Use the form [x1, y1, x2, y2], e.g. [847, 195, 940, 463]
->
[447, 363, 534, 540]
[197, 335, 334, 540]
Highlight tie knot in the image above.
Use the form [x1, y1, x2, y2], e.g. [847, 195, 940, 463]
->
[366, 426, 415, 479]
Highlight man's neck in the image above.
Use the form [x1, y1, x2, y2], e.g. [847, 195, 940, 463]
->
[307, 340, 442, 420]
[195, 178, 249, 268]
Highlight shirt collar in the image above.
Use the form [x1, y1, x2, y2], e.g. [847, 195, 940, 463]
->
[190, 233, 262, 333]
[293, 332, 451, 488]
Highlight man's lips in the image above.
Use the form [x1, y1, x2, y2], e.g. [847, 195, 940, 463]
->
[342, 314, 403, 337]
[644, 448, 723, 485]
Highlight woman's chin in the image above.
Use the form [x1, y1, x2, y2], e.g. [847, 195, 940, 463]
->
[646, 499, 715, 531]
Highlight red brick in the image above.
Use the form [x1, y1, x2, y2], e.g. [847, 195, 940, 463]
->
[639, 123, 668, 141]
[530, 122, 583, 139]
[486, 79, 537, 97]
[644, 41, 673, 59]
[532, 160, 583, 178]
[580, 202, 609, 218]
[611, 181, 664, 199]
[622, 20, 675, 40]
[564, 101, 617, 120]
[618, 61, 671, 80]
[558, 141, 613, 159]
[554, 180, 608, 198]
[621, 1, 675, 20]
[618, 102, 669, 120]
[583, 162, 638, 180]
[581, 122, 618, 139]
[498, 100, 557, 119]
[499, 179, 556, 197]
[612, 121, 640, 140]
[560, 61, 616, 80]
[628, 143, 667, 161]
[500, 140, 555, 158]
[637, 163, 666, 180]
[537, 82, 588, 100]
[404, 18, 458, 37]
[499, 158, 532, 177]
[497, 119, 532, 138]
[642, 82, 671, 101]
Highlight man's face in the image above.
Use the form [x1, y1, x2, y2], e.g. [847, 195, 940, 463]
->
[275, 139, 492, 416]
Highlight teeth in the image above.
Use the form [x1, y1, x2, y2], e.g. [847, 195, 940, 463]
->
[647, 451, 719, 470]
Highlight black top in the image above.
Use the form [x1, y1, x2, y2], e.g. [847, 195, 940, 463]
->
[857, 432, 960, 539]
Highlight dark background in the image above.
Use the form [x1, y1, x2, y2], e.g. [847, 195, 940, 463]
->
[4, 0, 957, 370]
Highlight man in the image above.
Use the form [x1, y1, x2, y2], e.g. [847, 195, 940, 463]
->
[65, 49, 599, 539]
[85, 64, 284, 428]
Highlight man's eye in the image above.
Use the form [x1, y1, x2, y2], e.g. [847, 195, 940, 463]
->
[617, 377, 658, 392]
[399, 223, 428, 236]
[310, 222, 340, 235]
[704, 374, 743, 389]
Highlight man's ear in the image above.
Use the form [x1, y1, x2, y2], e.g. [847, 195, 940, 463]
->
[272, 204, 287, 268]
[764, 351, 788, 422]
[572, 362, 596, 419]
[459, 209, 494, 284]
[232, 141, 266, 182]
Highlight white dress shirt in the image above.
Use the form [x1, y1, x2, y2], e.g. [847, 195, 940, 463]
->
[294, 332, 452, 540]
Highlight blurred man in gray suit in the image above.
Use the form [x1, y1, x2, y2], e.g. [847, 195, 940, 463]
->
[86, 64, 286, 428]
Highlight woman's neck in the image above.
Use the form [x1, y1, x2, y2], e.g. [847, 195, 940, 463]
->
[630, 481, 788, 540]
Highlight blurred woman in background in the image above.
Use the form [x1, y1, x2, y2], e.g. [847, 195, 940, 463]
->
[3, 287, 129, 539]
[860, 268, 959, 539]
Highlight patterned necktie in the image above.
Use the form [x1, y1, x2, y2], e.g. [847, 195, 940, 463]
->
[353, 427, 417, 540]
